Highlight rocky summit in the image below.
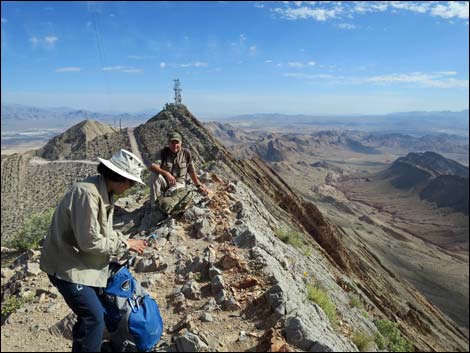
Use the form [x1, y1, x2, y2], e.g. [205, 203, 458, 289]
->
[1, 104, 469, 352]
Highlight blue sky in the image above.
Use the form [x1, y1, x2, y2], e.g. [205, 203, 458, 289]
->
[1, 1, 469, 117]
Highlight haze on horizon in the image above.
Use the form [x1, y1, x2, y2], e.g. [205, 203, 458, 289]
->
[1, 1, 469, 116]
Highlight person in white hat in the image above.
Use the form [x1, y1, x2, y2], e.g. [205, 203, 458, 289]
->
[40, 149, 147, 352]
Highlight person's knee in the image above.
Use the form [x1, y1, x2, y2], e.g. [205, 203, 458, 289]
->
[86, 311, 105, 332]
[159, 200, 173, 214]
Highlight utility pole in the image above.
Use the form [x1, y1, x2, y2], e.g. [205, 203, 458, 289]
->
[174, 79, 182, 105]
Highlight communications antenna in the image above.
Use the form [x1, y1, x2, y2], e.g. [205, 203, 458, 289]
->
[173, 79, 182, 105]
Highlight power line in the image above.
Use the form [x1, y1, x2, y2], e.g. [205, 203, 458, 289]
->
[89, 4, 115, 129]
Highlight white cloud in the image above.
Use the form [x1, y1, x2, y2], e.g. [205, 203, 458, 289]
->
[431, 1, 469, 20]
[353, 2, 389, 14]
[254, 2, 265, 8]
[366, 72, 436, 84]
[264, 59, 273, 63]
[158, 62, 209, 68]
[269, 1, 469, 23]
[103, 66, 126, 71]
[389, 2, 430, 14]
[121, 68, 143, 73]
[102, 66, 143, 73]
[423, 78, 469, 88]
[29, 36, 58, 46]
[274, 6, 338, 21]
[44, 36, 58, 44]
[287, 61, 316, 68]
[287, 62, 303, 68]
[336, 23, 357, 29]
[249, 45, 257, 54]
[240, 34, 247, 42]
[283, 70, 469, 89]
[435, 71, 457, 76]
[176, 62, 208, 68]
[1, 18, 7, 23]
[370, 72, 469, 89]
[55, 67, 81, 72]
[283, 73, 337, 80]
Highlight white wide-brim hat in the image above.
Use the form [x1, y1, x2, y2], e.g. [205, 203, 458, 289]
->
[98, 149, 145, 185]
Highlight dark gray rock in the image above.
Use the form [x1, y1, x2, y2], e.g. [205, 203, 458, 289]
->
[174, 332, 208, 352]
[233, 229, 256, 248]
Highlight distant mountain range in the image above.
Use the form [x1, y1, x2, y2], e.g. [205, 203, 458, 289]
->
[2, 104, 468, 137]
[1, 104, 155, 130]
[207, 122, 468, 162]
[223, 110, 469, 137]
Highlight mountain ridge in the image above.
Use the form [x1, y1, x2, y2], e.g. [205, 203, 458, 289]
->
[378, 152, 469, 215]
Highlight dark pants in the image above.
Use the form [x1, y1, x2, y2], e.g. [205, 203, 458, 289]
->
[48, 275, 105, 352]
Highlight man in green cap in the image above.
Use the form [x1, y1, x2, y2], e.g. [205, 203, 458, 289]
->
[148, 131, 208, 215]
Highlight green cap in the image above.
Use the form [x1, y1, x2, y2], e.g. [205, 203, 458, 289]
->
[168, 131, 182, 142]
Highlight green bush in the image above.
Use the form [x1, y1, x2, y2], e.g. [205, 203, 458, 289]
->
[201, 161, 216, 171]
[275, 228, 305, 249]
[141, 185, 151, 196]
[361, 310, 370, 319]
[1, 294, 34, 317]
[374, 319, 413, 352]
[374, 332, 386, 350]
[352, 331, 374, 352]
[8, 208, 55, 251]
[194, 272, 205, 282]
[306, 284, 337, 326]
[349, 293, 364, 309]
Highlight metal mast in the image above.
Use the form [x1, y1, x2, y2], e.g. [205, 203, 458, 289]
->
[173, 79, 182, 105]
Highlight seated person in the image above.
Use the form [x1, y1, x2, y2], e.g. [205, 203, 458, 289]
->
[148, 131, 208, 215]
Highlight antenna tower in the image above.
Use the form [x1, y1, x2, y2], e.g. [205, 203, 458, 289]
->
[174, 79, 182, 105]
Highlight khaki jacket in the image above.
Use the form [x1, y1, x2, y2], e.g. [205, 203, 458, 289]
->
[156, 147, 195, 184]
[40, 175, 128, 287]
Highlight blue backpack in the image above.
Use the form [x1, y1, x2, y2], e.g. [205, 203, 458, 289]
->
[100, 260, 163, 352]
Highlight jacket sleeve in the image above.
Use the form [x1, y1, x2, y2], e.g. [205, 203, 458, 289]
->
[69, 188, 128, 256]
